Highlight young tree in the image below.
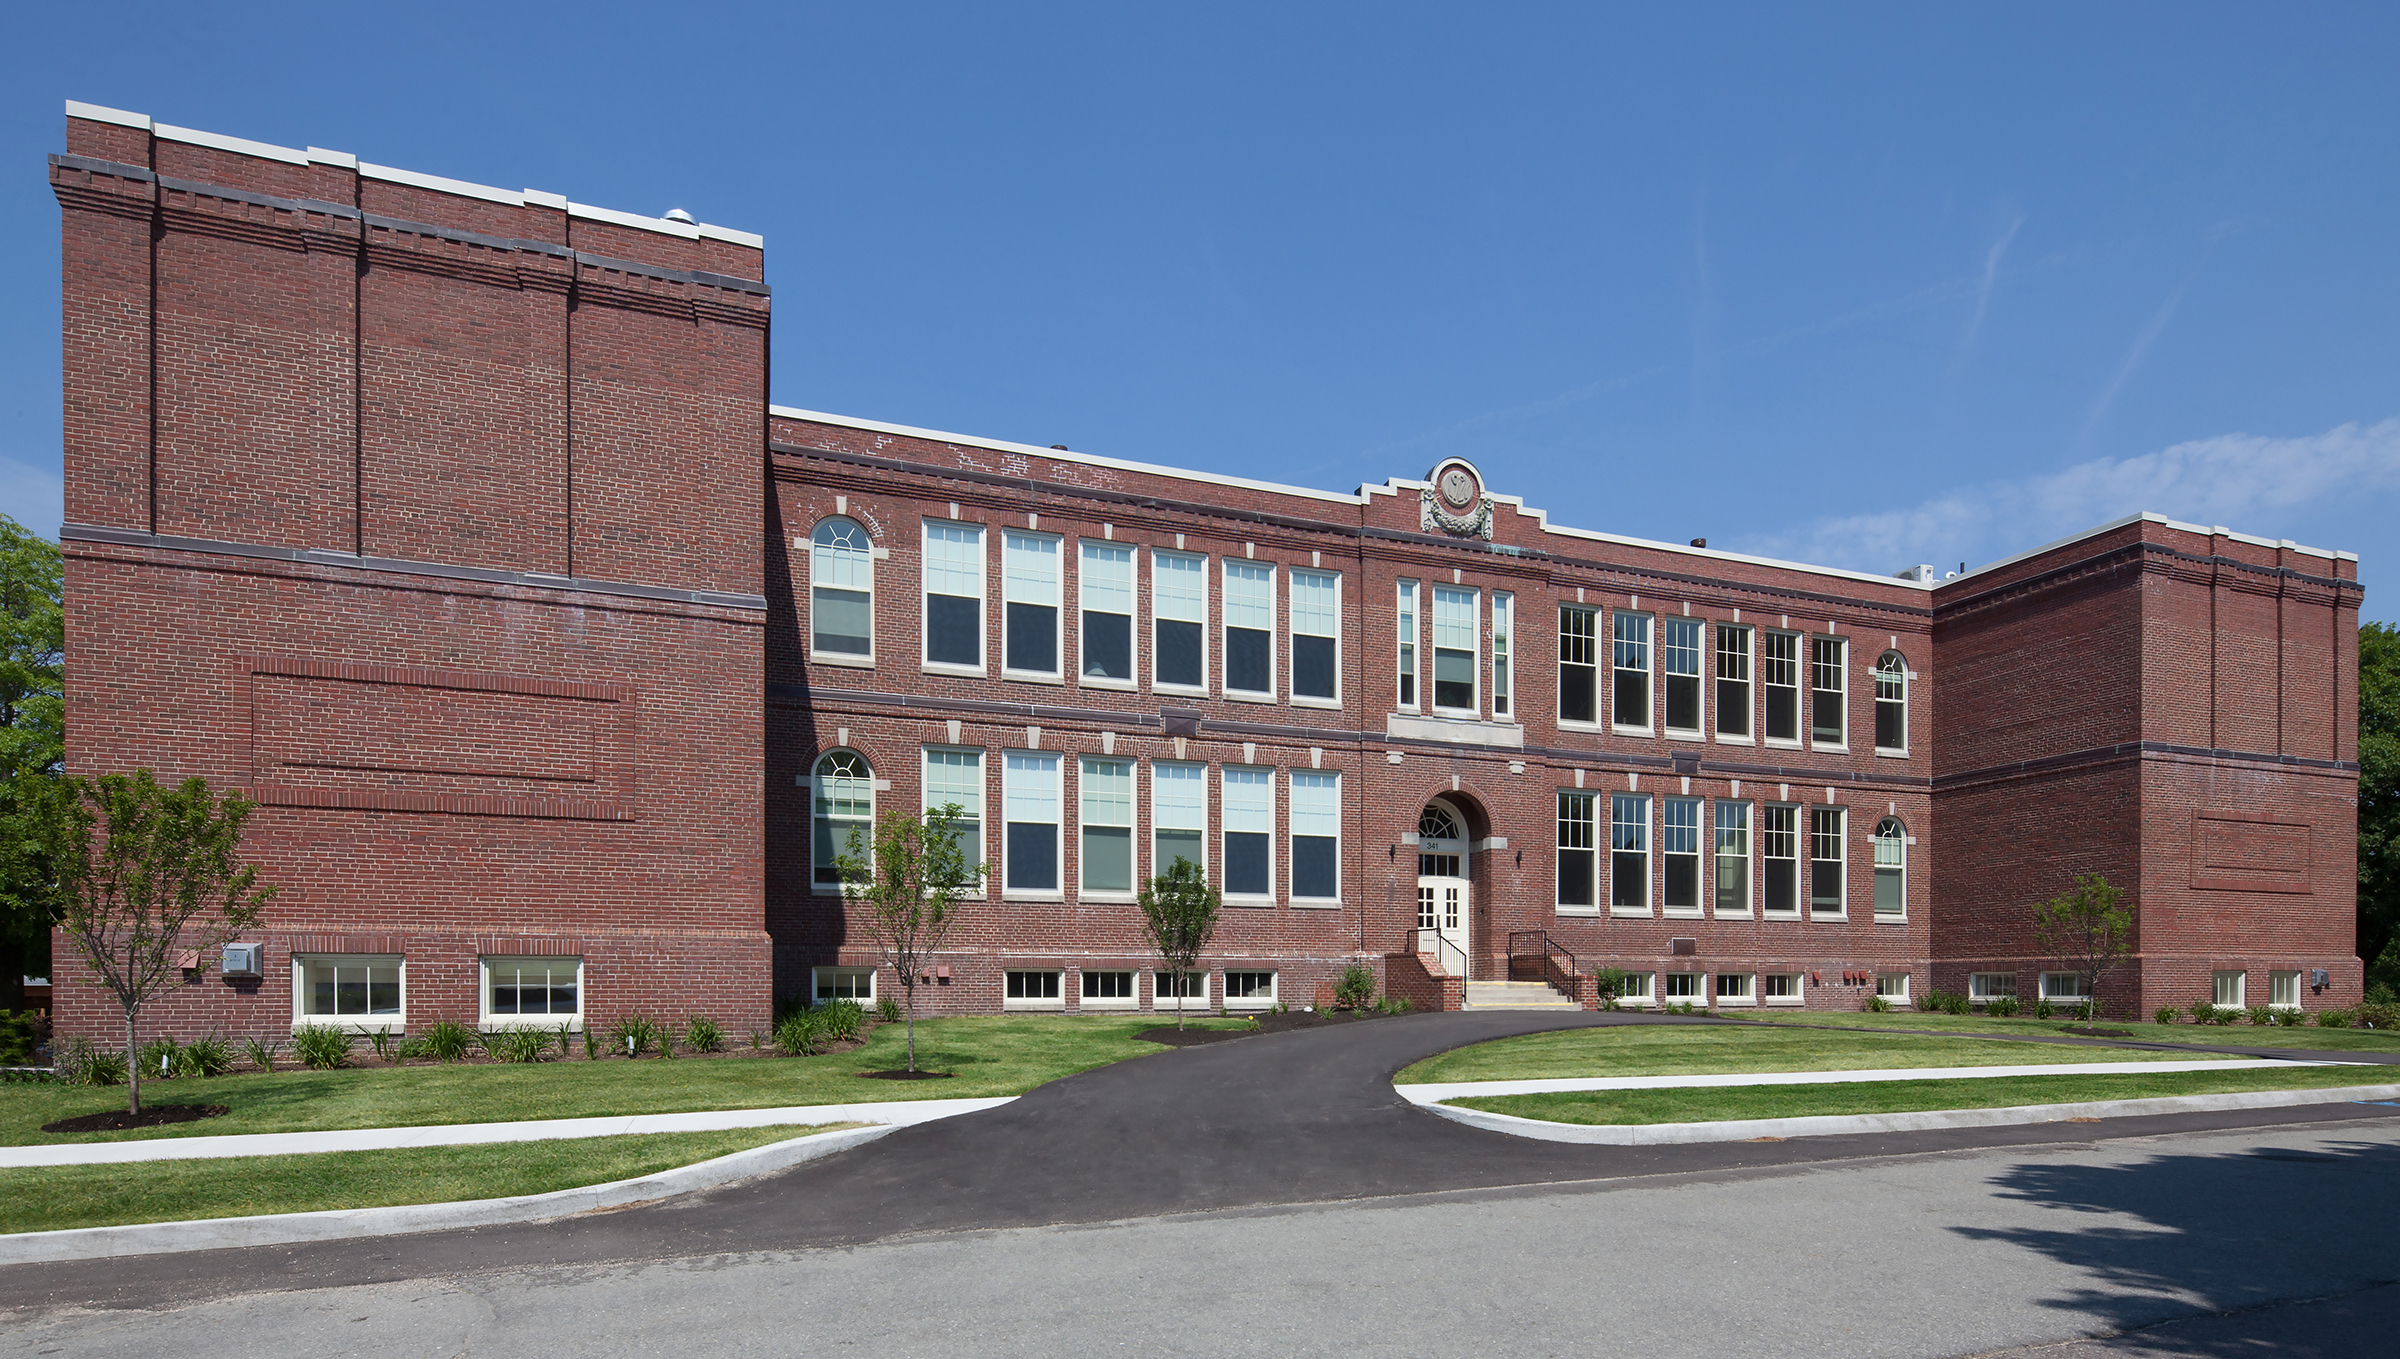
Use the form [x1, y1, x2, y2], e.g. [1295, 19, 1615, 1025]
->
[2357, 622, 2398, 991]
[0, 516, 63, 1015]
[1137, 859, 1220, 1031]
[833, 803, 976, 1073]
[40, 771, 276, 1113]
[2033, 873, 2133, 1022]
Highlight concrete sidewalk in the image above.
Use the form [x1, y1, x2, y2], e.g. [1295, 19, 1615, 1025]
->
[2, 1097, 1016, 1168]
[1393, 1057, 2346, 1102]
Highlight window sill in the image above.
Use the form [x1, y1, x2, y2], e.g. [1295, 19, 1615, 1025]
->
[1080, 892, 1137, 905]
[1764, 996, 1806, 1007]
[294, 1018, 407, 1032]
[810, 653, 876, 669]
[1223, 895, 1278, 909]
[1002, 1000, 1067, 1011]
[1002, 893, 1067, 904]
[1665, 730, 1707, 743]
[1809, 911, 1849, 922]
[1611, 725, 1652, 738]
[1761, 911, 1802, 921]
[1554, 905, 1601, 917]
[1002, 670, 1066, 686]
[1662, 908, 1704, 919]
[1874, 747, 1909, 759]
[1079, 676, 1138, 692]
[1556, 719, 1604, 733]
[1432, 708, 1483, 723]
[811, 884, 850, 896]
[482, 1017, 585, 1031]
[1154, 682, 1212, 698]
[1225, 690, 1278, 705]
[1810, 743, 1850, 755]
[1225, 999, 1278, 1012]
[1609, 907, 1654, 919]
[1291, 898, 1343, 910]
[1715, 997, 1757, 1008]
[1078, 998, 1139, 1010]
[923, 662, 987, 679]
[1712, 910, 1753, 920]
[1874, 912, 1908, 924]
[1713, 733, 1754, 746]
[1762, 738, 1803, 750]
[1291, 695, 1343, 710]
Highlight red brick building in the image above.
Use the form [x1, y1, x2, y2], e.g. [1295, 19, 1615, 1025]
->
[47, 104, 2365, 1040]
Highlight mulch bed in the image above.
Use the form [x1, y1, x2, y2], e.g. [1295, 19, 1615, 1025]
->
[1140, 1008, 1396, 1047]
[857, 1069, 953, 1080]
[43, 1103, 229, 1133]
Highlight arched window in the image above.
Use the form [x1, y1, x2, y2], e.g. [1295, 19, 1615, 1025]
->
[1871, 816, 1906, 918]
[810, 518, 874, 660]
[812, 750, 874, 888]
[1873, 651, 1907, 753]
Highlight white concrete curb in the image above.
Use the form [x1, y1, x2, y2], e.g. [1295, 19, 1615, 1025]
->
[1409, 1082, 2400, 1145]
[0, 1100, 1015, 1264]
[1394, 1058, 2342, 1102]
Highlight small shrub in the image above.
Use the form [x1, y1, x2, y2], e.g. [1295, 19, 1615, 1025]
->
[240, 1036, 281, 1072]
[2065, 1002, 2094, 1023]
[656, 1021, 682, 1058]
[291, 1023, 354, 1070]
[1863, 994, 1892, 1013]
[583, 1025, 600, 1060]
[485, 1028, 550, 1064]
[610, 1013, 661, 1058]
[556, 1024, 574, 1057]
[2355, 1001, 2400, 1031]
[140, 1036, 182, 1080]
[420, 1019, 475, 1063]
[1334, 963, 1376, 1010]
[1391, 995, 1413, 1013]
[1946, 991, 1973, 1016]
[748, 1029, 765, 1051]
[774, 1010, 823, 1057]
[875, 996, 901, 1024]
[2275, 1007, 2306, 1028]
[1986, 995, 2019, 1017]
[363, 1027, 396, 1059]
[2155, 1005, 2181, 1026]
[2318, 1008, 2354, 1029]
[57, 1038, 128, 1086]
[0, 1067, 58, 1085]
[682, 1016, 726, 1054]
[178, 1033, 235, 1077]
[820, 999, 866, 1043]
[2034, 999, 2055, 1019]
[392, 1036, 428, 1061]
[2247, 1004, 2274, 1027]
[0, 1010, 46, 1065]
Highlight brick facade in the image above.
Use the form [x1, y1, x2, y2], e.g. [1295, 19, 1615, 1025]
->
[47, 105, 2365, 1040]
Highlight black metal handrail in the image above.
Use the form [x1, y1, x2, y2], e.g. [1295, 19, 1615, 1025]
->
[1507, 930, 1578, 979]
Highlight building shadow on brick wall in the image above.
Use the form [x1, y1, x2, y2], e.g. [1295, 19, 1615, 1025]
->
[762, 489, 841, 1006]
[1945, 1127, 2400, 1344]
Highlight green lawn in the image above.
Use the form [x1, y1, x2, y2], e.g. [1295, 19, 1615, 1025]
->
[1738, 1010, 2400, 1052]
[1394, 1023, 2254, 1084]
[1449, 1066, 2393, 1127]
[5, 1015, 1243, 1147]
[0, 1124, 857, 1235]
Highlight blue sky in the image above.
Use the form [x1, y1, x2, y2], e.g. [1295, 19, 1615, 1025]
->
[2, 3, 2393, 617]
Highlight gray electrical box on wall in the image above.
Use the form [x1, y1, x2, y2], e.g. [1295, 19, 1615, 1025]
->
[222, 943, 262, 978]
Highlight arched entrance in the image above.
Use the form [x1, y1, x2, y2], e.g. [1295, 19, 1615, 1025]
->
[1416, 800, 1473, 978]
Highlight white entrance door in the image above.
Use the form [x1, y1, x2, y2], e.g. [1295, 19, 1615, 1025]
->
[1415, 802, 1472, 978]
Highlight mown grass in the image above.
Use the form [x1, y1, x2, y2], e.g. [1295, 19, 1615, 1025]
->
[1739, 1010, 2400, 1051]
[1449, 1066, 2395, 1127]
[1393, 1022, 2252, 1085]
[0, 1124, 860, 1235]
[4, 1015, 1245, 1147]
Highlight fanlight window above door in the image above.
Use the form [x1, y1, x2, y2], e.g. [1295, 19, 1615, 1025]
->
[1418, 805, 1462, 843]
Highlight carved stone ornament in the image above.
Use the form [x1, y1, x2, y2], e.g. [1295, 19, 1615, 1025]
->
[1420, 460, 1494, 539]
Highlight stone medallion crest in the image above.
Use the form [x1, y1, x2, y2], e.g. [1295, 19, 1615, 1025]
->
[1420, 459, 1494, 539]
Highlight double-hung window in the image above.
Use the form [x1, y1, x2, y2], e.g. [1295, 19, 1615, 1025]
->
[1152, 761, 1206, 875]
[1872, 816, 1906, 918]
[1612, 612, 1651, 731]
[1874, 651, 1908, 753]
[1713, 800, 1750, 915]
[1557, 791, 1597, 911]
[1079, 757, 1135, 896]
[1761, 804, 1800, 915]
[2214, 970, 2247, 1008]
[1715, 624, 1751, 739]
[1396, 580, 1420, 708]
[922, 521, 985, 670]
[1003, 531, 1061, 678]
[483, 956, 580, 1029]
[1662, 797, 1702, 914]
[1224, 562, 1275, 698]
[1559, 606, 1599, 724]
[1153, 551, 1207, 690]
[1003, 751, 1061, 894]
[1610, 793, 1650, 914]
[812, 750, 873, 889]
[809, 517, 874, 661]
[1810, 636, 1846, 746]
[1080, 542, 1135, 684]
[922, 747, 984, 881]
[1222, 766, 1273, 900]
[1290, 569, 1339, 702]
[1290, 771, 1340, 902]
[1809, 805, 1846, 917]
[1662, 617, 1702, 735]
[1491, 593, 1514, 718]
[1432, 586, 1478, 714]
[1762, 631, 1801, 742]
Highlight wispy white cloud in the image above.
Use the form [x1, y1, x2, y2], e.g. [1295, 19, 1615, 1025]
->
[2076, 278, 2190, 451]
[1737, 418, 2400, 574]
[0, 454, 62, 538]
[1953, 215, 2023, 366]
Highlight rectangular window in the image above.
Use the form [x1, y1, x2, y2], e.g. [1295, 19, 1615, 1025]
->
[1612, 612, 1651, 730]
[1716, 973, 1755, 1006]
[2270, 970, 2301, 1007]
[1610, 793, 1649, 913]
[1662, 797, 1701, 914]
[1396, 580, 1420, 708]
[1155, 969, 1209, 1010]
[1715, 625, 1751, 738]
[1616, 972, 1655, 1005]
[1556, 791, 1596, 910]
[1005, 970, 1063, 1007]
[2214, 970, 2248, 1007]
[1763, 973, 1803, 1005]
[1662, 617, 1702, 734]
[1153, 761, 1206, 877]
[1875, 973, 1911, 1003]
[923, 747, 984, 880]
[1003, 531, 1062, 676]
[814, 967, 875, 1002]
[1761, 804, 1800, 916]
[1225, 970, 1278, 1010]
[1809, 806, 1846, 917]
[1080, 541, 1134, 683]
[1559, 606, 1598, 724]
[1079, 757, 1135, 895]
[1969, 973, 2017, 1001]
[1081, 970, 1136, 1008]
[1224, 561, 1275, 696]
[1663, 973, 1701, 1000]
[1810, 636, 1846, 746]
[1491, 592, 1514, 718]
[2041, 972, 2090, 1001]
[296, 954, 404, 1027]
[1290, 771, 1340, 901]
[1713, 800, 1750, 915]
[1153, 550, 1207, 690]
[1763, 631, 1800, 742]
[1223, 766, 1273, 899]
[1432, 586, 1478, 712]
[1290, 569, 1340, 702]
[1004, 751, 1061, 894]
[923, 521, 985, 669]
[484, 956, 581, 1026]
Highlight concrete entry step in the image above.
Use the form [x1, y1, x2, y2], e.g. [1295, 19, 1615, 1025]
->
[1461, 980, 1580, 1010]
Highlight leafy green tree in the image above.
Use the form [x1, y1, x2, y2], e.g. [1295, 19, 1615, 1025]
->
[41, 771, 276, 1113]
[0, 516, 63, 1014]
[2034, 873, 2133, 1021]
[1137, 859, 1220, 1031]
[2358, 623, 2399, 989]
[832, 803, 976, 1073]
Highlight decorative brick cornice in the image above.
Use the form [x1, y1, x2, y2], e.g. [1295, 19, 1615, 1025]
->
[1935, 538, 2364, 625]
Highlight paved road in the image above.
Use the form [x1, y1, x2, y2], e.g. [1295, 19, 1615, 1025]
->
[6, 1011, 2397, 1356]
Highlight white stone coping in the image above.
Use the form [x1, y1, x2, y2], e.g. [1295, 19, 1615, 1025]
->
[1392, 1058, 2344, 1103]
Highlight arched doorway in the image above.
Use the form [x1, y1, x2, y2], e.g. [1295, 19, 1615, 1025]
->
[1416, 800, 1472, 978]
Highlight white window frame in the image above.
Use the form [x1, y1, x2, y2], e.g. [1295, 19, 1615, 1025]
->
[1874, 973, 1912, 1005]
[811, 749, 876, 894]
[1491, 591, 1514, 719]
[1396, 579, 1421, 710]
[1615, 971, 1655, 1007]
[1152, 549, 1210, 695]
[1289, 770, 1341, 906]
[1154, 968, 1211, 1012]
[1763, 973, 1804, 1007]
[1873, 650, 1909, 756]
[814, 966, 877, 1003]
[1078, 539, 1138, 690]
[1808, 805, 1847, 919]
[1662, 972, 1702, 1001]
[1002, 750, 1063, 899]
[1079, 755, 1137, 900]
[1002, 529, 1064, 681]
[480, 955, 584, 1030]
[1661, 615, 1705, 738]
[1558, 604, 1601, 728]
[1222, 560, 1277, 701]
[1152, 760, 1207, 879]
[1760, 803, 1802, 917]
[1872, 816, 1907, 920]
[1809, 635, 1848, 751]
[2040, 972, 2090, 1002]
[1079, 969, 1138, 1010]
[922, 746, 986, 886]
[2214, 970, 2248, 1008]
[1714, 623, 1753, 744]
[1609, 792, 1651, 917]
[1969, 973, 2018, 1002]
[1003, 968, 1066, 1010]
[1431, 585, 1480, 717]
[1224, 969, 1279, 1011]
[1612, 610, 1652, 734]
[1288, 567, 1342, 707]
[1715, 972, 1757, 1007]
[1712, 800, 1751, 917]
[1556, 789, 1598, 916]
[921, 519, 986, 675]
[292, 953, 406, 1031]
[1761, 629, 1802, 747]
[2270, 970, 2302, 1008]
[1221, 764, 1276, 904]
[1661, 796, 1703, 918]
[808, 516, 875, 667]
